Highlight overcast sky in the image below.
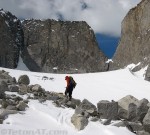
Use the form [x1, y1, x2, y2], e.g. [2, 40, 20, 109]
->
[0, 0, 141, 37]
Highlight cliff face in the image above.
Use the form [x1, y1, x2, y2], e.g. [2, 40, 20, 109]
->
[0, 9, 23, 68]
[111, 0, 150, 72]
[0, 9, 108, 73]
[21, 19, 108, 73]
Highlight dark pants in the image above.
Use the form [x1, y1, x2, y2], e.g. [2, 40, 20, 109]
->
[65, 85, 74, 100]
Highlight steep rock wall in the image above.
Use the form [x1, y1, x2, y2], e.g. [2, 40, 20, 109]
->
[0, 9, 23, 68]
[22, 19, 108, 73]
[111, 0, 150, 74]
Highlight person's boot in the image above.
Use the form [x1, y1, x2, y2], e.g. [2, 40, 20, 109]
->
[65, 95, 69, 99]
[65, 92, 68, 98]
[69, 96, 72, 101]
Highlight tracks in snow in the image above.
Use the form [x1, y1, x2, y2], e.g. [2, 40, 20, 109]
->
[56, 108, 73, 125]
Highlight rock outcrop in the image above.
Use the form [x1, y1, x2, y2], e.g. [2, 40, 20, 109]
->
[111, 0, 150, 74]
[76, 99, 97, 116]
[0, 9, 23, 68]
[21, 19, 108, 73]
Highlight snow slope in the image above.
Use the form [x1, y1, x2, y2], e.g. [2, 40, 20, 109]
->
[0, 65, 149, 135]
[0, 100, 134, 135]
[4, 66, 150, 105]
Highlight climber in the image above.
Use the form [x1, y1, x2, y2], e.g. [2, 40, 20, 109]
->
[65, 76, 76, 101]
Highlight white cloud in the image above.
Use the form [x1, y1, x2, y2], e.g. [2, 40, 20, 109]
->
[0, 0, 141, 36]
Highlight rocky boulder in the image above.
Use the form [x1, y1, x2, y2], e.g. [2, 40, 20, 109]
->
[0, 70, 16, 84]
[47, 93, 60, 101]
[21, 19, 108, 73]
[118, 108, 128, 119]
[32, 84, 43, 92]
[128, 103, 137, 121]
[136, 98, 149, 123]
[71, 114, 88, 130]
[70, 98, 81, 107]
[113, 121, 144, 132]
[147, 103, 150, 108]
[137, 131, 150, 135]
[76, 99, 97, 116]
[71, 99, 98, 130]
[8, 85, 19, 92]
[0, 109, 18, 119]
[97, 100, 118, 120]
[118, 95, 139, 110]
[0, 9, 23, 68]
[16, 101, 28, 111]
[18, 75, 30, 85]
[18, 84, 28, 95]
[6, 105, 17, 110]
[52, 95, 81, 109]
[145, 66, 150, 81]
[143, 108, 150, 133]
[65, 100, 77, 109]
[118, 95, 139, 120]
[0, 81, 8, 98]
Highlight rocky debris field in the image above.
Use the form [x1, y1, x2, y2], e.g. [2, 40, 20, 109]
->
[0, 70, 150, 135]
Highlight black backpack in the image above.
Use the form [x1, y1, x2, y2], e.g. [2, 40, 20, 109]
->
[69, 76, 77, 88]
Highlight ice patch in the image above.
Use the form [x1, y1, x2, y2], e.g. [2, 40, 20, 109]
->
[16, 56, 29, 71]
[126, 62, 141, 70]
[5, 21, 9, 26]
[53, 67, 58, 70]
[105, 59, 113, 63]
[0, 10, 6, 15]
[134, 65, 148, 79]
[13, 19, 17, 22]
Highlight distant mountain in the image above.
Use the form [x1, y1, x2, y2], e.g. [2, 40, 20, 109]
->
[111, 0, 150, 80]
[0, 9, 108, 73]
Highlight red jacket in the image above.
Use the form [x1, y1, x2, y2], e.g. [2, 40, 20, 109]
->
[65, 76, 70, 88]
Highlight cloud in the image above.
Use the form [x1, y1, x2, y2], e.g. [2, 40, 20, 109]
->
[0, 0, 141, 36]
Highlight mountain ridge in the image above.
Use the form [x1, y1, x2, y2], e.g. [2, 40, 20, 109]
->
[0, 9, 108, 74]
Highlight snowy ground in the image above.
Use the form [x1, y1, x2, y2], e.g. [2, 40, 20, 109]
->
[0, 61, 149, 135]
